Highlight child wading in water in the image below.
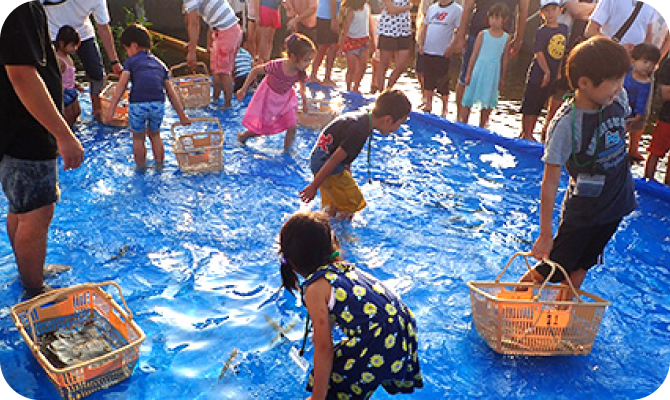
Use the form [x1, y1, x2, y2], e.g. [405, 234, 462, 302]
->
[236, 33, 314, 152]
[55, 25, 82, 127]
[459, 2, 511, 127]
[279, 212, 423, 399]
[105, 24, 190, 171]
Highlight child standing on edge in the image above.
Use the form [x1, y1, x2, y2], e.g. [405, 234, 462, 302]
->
[236, 34, 314, 152]
[459, 2, 511, 128]
[519, 0, 567, 142]
[416, 0, 462, 117]
[644, 57, 670, 185]
[624, 43, 661, 162]
[279, 212, 423, 399]
[300, 89, 411, 220]
[55, 25, 82, 127]
[519, 37, 635, 291]
[105, 24, 190, 171]
[339, 0, 374, 93]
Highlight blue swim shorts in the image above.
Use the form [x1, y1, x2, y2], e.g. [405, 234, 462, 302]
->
[129, 101, 165, 133]
[63, 87, 79, 107]
[0, 155, 59, 214]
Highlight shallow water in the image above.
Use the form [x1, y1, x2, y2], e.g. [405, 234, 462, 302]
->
[0, 90, 669, 400]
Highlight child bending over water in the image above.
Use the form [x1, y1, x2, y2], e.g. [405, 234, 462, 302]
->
[279, 211, 423, 399]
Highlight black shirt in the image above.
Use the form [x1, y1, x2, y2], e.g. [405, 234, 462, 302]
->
[310, 111, 373, 175]
[0, 1, 60, 160]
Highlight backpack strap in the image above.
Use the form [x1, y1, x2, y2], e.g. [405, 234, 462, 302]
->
[612, 1, 644, 43]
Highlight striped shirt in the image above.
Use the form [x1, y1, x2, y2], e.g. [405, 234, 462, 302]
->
[234, 48, 253, 78]
[183, 0, 239, 31]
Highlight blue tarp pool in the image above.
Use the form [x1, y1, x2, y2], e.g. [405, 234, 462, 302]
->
[1, 89, 669, 400]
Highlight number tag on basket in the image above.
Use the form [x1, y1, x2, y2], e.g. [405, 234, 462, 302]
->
[289, 346, 310, 373]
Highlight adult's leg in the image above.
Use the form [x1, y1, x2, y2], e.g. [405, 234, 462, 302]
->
[387, 48, 410, 89]
[310, 44, 329, 82]
[644, 154, 659, 179]
[322, 45, 339, 86]
[377, 49, 393, 91]
[221, 72, 235, 108]
[76, 38, 105, 118]
[521, 114, 539, 141]
[258, 26, 276, 63]
[7, 204, 55, 290]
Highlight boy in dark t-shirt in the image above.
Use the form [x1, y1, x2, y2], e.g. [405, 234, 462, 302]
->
[520, 0, 568, 141]
[300, 90, 411, 220]
[519, 37, 635, 291]
[0, 0, 84, 298]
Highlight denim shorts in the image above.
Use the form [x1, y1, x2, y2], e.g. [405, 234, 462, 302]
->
[0, 155, 59, 214]
[129, 101, 165, 132]
[458, 35, 477, 85]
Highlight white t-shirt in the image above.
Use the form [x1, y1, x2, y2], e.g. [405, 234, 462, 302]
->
[650, 9, 669, 49]
[590, 0, 656, 45]
[44, 0, 111, 42]
[422, 1, 462, 56]
[347, 4, 370, 39]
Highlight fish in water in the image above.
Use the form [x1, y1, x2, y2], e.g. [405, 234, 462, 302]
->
[108, 245, 130, 261]
[43, 264, 72, 278]
[218, 348, 239, 381]
[264, 315, 297, 343]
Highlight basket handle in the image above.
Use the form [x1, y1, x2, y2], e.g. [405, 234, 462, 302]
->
[495, 252, 583, 303]
[494, 252, 534, 283]
[169, 61, 210, 78]
[171, 117, 222, 138]
[25, 281, 132, 347]
[539, 258, 583, 303]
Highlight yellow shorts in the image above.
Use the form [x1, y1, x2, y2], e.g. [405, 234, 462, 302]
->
[320, 170, 367, 214]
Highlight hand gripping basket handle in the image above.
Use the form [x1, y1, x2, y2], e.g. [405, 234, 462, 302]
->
[169, 61, 210, 78]
[25, 281, 133, 347]
[494, 252, 583, 303]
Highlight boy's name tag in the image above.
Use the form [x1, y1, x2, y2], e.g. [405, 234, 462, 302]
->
[289, 346, 310, 373]
[574, 173, 605, 198]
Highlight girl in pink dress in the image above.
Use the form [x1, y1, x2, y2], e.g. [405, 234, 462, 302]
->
[236, 34, 315, 152]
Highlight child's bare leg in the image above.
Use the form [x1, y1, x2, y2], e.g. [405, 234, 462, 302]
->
[352, 49, 368, 93]
[541, 95, 563, 142]
[147, 128, 165, 166]
[322, 46, 338, 86]
[132, 130, 148, 170]
[459, 105, 471, 125]
[387, 49, 410, 89]
[440, 93, 448, 117]
[345, 52, 356, 91]
[310, 44, 329, 82]
[284, 126, 297, 152]
[479, 108, 492, 128]
[422, 90, 433, 113]
[644, 153, 660, 180]
[628, 130, 644, 161]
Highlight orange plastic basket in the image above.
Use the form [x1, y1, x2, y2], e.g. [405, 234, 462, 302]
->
[172, 117, 224, 173]
[99, 82, 129, 127]
[10, 282, 145, 399]
[169, 62, 211, 108]
[466, 253, 610, 356]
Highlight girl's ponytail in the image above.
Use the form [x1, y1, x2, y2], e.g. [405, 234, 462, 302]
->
[280, 257, 299, 293]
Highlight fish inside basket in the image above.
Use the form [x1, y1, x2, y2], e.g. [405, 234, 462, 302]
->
[172, 117, 224, 173]
[466, 253, 611, 356]
[10, 282, 145, 400]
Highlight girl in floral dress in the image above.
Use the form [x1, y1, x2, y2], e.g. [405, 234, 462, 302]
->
[279, 212, 423, 399]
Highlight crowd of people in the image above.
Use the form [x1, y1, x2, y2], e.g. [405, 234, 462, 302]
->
[1, 1, 670, 399]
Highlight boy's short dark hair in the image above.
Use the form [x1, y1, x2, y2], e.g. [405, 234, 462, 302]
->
[566, 36, 630, 89]
[372, 89, 411, 122]
[55, 25, 80, 47]
[631, 43, 661, 64]
[120, 24, 152, 49]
